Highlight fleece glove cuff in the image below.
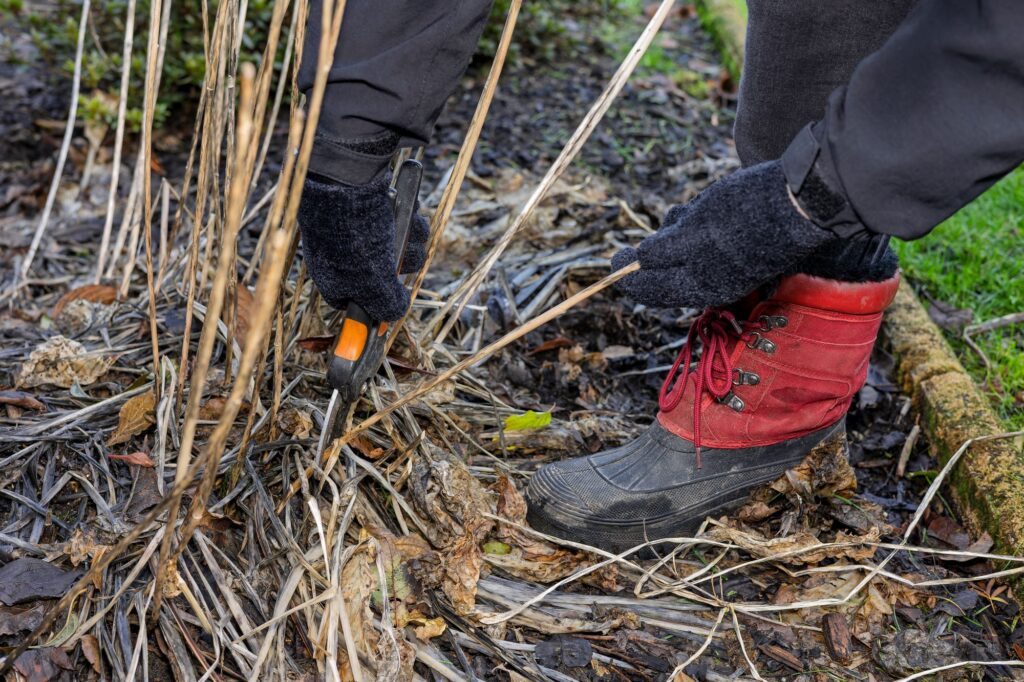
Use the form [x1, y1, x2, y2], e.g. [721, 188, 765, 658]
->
[298, 174, 430, 322]
[611, 160, 835, 310]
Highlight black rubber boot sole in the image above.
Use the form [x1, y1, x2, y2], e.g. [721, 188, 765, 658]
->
[525, 419, 846, 554]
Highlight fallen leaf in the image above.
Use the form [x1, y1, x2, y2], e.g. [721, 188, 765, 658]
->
[106, 389, 156, 446]
[926, 515, 971, 550]
[368, 529, 420, 615]
[199, 395, 229, 420]
[14, 647, 74, 682]
[351, 435, 385, 459]
[874, 628, 969, 677]
[277, 407, 313, 439]
[408, 447, 494, 546]
[108, 451, 155, 467]
[772, 583, 797, 605]
[0, 602, 50, 636]
[737, 500, 778, 523]
[442, 525, 487, 615]
[504, 410, 551, 431]
[527, 336, 575, 355]
[765, 433, 857, 499]
[0, 558, 82, 605]
[963, 532, 994, 556]
[63, 528, 112, 570]
[704, 525, 879, 565]
[535, 636, 593, 668]
[483, 541, 511, 555]
[54, 299, 115, 336]
[413, 617, 446, 640]
[126, 468, 164, 520]
[338, 547, 379, 681]
[0, 389, 45, 411]
[296, 335, 333, 352]
[81, 634, 102, 673]
[52, 283, 117, 318]
[935, 589, 979, 616]
[926, 297, 974, 333]
[15, 336, 113, 389]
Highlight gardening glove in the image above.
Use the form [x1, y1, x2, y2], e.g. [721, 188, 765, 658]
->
[298, 173, 430, 322]
[611, 160, 837, 309]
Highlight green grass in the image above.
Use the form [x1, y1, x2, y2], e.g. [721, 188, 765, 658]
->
[895, 168, 1024, 429]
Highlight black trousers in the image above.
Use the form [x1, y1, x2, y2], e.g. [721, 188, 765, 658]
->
[736, 0, 916, 167]
[302, 1, 1024, 254]
[299, 0, 494, 185]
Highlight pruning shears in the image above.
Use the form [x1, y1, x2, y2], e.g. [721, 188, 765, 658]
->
[317, 158, 424, 456]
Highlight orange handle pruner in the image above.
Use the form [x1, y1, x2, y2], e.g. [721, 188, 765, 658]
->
[326, 159, 424, 404]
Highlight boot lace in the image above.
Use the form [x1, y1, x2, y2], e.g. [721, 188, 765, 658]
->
[659, 308, 758, 466]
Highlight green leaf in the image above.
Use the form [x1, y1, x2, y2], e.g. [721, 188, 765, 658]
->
[503, 410, 551, 431]
[483, 541, 511, 555]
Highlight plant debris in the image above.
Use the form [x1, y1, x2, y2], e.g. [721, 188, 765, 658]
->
[0, 3, 1021, 681]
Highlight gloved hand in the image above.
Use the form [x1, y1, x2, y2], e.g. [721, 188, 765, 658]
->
[298, 173, 430, 321]
[611, 160, 835, 309]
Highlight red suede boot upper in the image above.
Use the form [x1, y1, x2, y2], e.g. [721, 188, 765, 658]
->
[657, 273, 901, 451]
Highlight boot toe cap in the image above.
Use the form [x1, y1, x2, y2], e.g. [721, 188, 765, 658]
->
[524, 448, 685, 544]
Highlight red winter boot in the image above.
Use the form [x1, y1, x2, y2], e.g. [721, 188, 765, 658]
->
[526, 272, 901, 551]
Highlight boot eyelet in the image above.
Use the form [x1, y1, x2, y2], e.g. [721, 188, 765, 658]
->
[717, 391, 745, 412]
[759, 315, 789, 331]
[733, 369, 760, 386]
[745, 333, 776, 354]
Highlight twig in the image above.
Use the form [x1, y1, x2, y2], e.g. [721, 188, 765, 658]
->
[963, 311, 1024, 377]
[732, 608, 763, 681]
[893, 660, 1024, 682]
[17, 0, 91, 284]
[669, 609, 726, 681]
[896, 423, 920, 478]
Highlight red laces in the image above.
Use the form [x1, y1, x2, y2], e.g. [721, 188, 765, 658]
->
[659, 309, 754, 466]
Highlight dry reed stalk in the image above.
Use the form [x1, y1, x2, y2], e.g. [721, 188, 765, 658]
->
[140, 0, 166, 405]
[669, 609, 726, 681]
[174, 0, 236, 412]
[251, 5, 299, 188]
[15, 0, 91, 286]
[159, 0, 340, 614]
[153, 51, 252, 604]
[94, 0, 138, 282]
[174, 221, 289, 573]
[116, 0, 173, 299]
[425, 0, 677, 346]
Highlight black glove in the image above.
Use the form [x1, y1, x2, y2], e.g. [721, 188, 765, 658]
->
[298, 173, 430, 322]
[611, 160, 835, 309]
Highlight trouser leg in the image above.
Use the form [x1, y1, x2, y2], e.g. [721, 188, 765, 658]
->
[299, 0, 495, 185]
[735, 0, 917, 167]
[735, 0, 918, 282]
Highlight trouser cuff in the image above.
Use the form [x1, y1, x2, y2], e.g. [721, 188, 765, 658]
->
[307, 129, 399, 186]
